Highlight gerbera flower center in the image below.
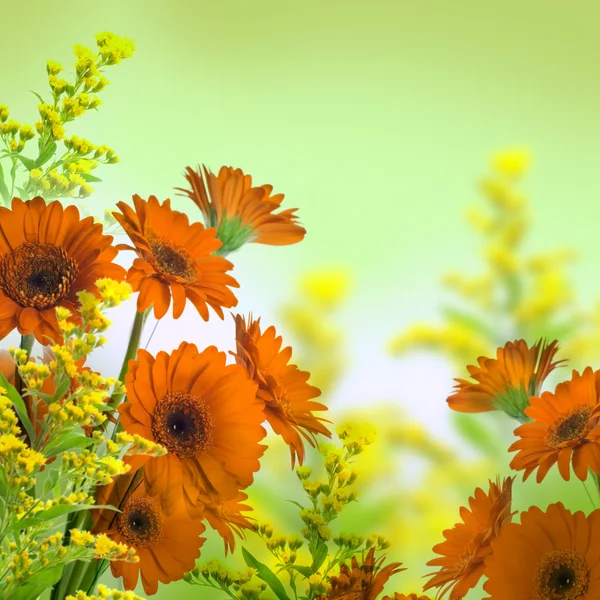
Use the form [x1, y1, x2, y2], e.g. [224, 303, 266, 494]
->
[534, 549, 589, 600]
[547, 405, 593, 448]
[151, 391, 214, 458]
[0, 242, 78, 310]
[149, 238, 196, 282]
[117, 496, 163, 548]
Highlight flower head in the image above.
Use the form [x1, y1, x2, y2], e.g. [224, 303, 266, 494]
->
[118, 342, 266, 514]
[315, 548, 404, 600]
[424, 477, 514, 600]
[509, 366, 600, 482]
[178, 165, 306, 252]
[0, 198, 124, 344]
[232, 314, 331, 467]
[484, 503, 600, 599]
[448, 339, 561, 419]
[93, 474, 205, 595]
[113, 195, 238, 319]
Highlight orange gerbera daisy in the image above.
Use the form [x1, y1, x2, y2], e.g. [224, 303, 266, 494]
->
[509, 367, 600, 482]
[194, 489, 254, 554]
[177, 165, 306, 251]
[119, 342, 266, 514]
[484, 503, 600, 599]
[113, 195, 239, 319]
[93, 472, 206, 596]
[232, 314, 331, 467]
[0, 197, 124, 344]
[423, 477, 514, 600]
[315, 548, 405, 600]
[448, 339, 561, 419]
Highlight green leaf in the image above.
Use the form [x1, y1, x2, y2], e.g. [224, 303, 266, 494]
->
[311, 543, 328, 572]
[14, 154, 36, 171]
[0, 162, 10, 204]
[50, 375, 71, 404]
[35, 141, 57, 168]
[79, 173, 102, 182]
[44, 433, 95, 458]
[10, 563, 64, 599]
[242, 547, 291, 600]
[43, 466, 59, 494]
[29, 90, 46, 104]
[290, 565, 313, 578]
[10, 517, 44, 533]
[0, 373, 35, 444]
[35, 503, 116, 521]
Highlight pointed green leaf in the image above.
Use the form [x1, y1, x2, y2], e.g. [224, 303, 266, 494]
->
[242, 547, 291, 600]
[0, 373, 35, 444]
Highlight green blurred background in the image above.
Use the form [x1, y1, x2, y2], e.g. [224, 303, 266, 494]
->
[3, 1, 600, 597]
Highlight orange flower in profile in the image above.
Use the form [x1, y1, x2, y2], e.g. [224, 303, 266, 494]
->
[447, 339, 561, 419]
[232, 314, 331, 467]
[423, 478, 514, 600]
[0, 197, 124, 344]
[509, 367, 600, 483]
[113, 195, 238, 319]
[315, 548, 405, 600]
[194, 489, 254, 554]
[177, 165, 306, 251]
[93, 473, 206, 595]
[119, 342, 266, 514]
[484, 503, 600, 599]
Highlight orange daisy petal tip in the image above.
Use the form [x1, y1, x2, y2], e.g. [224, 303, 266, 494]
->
[112, 194, 239, 321]
[423, 477, 514, 600]
[176, 164, 306, 251]
[97, 477, 206, 596]
[0, 197, 125, 344]
[315, 548, 405, 600]
[118, 342, 267, 514]
[447, 339, 562, 419]
[193, 489, 254, 554]
[509, 366, 600, 483]
[484, 502, 600, 599]
[231, 313, 332, 468]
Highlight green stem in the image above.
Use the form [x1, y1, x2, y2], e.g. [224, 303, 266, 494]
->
[20, 333, 34, 357]
[109, 307, 149, 411]
[594, 473, 600, 500]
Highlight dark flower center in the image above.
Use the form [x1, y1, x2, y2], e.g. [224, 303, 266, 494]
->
[149, 238, 195, 282]
[0, 242, 78, 310]
[117, 496, 163, 548]
[534, 549, 589, 600]
[151, 391, 214, 458]
[547, 405, 592, 448]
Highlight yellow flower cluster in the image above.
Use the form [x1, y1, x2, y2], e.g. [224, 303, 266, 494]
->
[0, 392, 21, 435]
[188, 560, 266, 600]
[0, 32, 133, 204]
[70, 529, 136, 562]
[0, 434, 46, 487]
[280, 269, 351, 394]
[62, 448, 130, 485]
[67, 584, 145, 600]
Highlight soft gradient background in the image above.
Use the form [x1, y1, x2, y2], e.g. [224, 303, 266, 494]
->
[3, 1, 600, 598]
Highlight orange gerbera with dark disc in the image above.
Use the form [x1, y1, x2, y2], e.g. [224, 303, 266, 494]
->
[119, 342, 266, 514]
[93, 472, 206, 595]
[424, 478, 514, 600]
[0, 197, 124, 344]
[315, 548, 404, 600]
[177, 165, 306, 251]
[510, 366, 600, 483]
[447, 339, 561, 419]
[113, 195, 239, 319]
[193, 489, 254, 554]
[232, 314, 331, 467]
[484, 503, 600, 599]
